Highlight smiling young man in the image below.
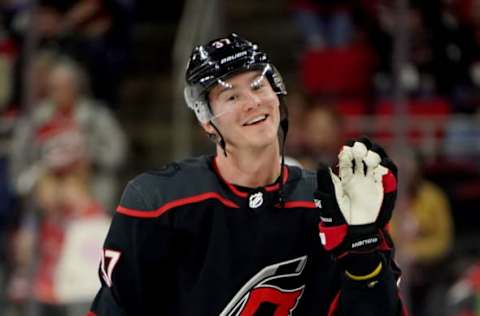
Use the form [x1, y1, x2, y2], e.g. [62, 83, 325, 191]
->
[205, 70, 282, 188]
[89, 33, 406, 315]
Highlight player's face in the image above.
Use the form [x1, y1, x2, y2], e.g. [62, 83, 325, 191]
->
[206, 70, 281, 151]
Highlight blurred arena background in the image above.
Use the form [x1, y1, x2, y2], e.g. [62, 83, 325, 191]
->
[0, 0, 480, 315]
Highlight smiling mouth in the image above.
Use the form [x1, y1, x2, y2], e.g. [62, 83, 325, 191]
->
[243, 114, 268, 126]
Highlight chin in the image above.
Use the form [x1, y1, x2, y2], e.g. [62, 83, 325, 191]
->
[248, 132, 279, 148]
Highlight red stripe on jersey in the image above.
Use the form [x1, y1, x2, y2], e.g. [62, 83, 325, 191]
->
[211, 158, 247, 198]
[86, 312, 97, 316]
[280, 201, 316, 208]
[117, 192, 240, 218]
[327, 291, 341, 316]
[265, 167, 289, 192]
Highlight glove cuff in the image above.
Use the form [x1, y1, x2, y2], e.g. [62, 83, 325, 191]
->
[319, 222, 348, 251]
[346, 224, 382, 253]
[321, 223, 393, 259]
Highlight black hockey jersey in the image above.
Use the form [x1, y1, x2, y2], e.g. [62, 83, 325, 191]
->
[89, 155, 405, 315]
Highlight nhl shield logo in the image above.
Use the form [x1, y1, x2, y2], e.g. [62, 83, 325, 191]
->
[249, 192, 263, 209]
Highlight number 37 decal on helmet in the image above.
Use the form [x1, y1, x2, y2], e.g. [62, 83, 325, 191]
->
[211, 38, 232, 48]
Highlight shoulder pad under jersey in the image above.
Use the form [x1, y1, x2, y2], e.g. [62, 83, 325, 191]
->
[117, 156, 231, 218]
[284, 166, 317, 202]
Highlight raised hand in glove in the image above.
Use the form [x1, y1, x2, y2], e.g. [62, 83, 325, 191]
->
[314, 138, 397, 272]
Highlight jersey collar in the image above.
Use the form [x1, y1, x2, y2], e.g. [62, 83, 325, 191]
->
[210, 156, 289, 198]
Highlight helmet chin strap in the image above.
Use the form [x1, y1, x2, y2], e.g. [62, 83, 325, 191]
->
[278, 118, 289, 208]
[206, 99, 234, 158]
[209, 121, 228, 157]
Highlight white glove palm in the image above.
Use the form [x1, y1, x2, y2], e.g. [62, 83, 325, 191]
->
[329, 141, 388, 225]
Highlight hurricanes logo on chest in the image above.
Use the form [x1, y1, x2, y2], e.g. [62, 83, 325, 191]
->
[249, 192, 264, 209]
[220, 256, 307, 316]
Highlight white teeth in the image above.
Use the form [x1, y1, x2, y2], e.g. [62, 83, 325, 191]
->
[245, 115, 267, 125]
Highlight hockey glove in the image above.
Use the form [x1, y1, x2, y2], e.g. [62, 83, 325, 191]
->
[314, 138, 397, 260]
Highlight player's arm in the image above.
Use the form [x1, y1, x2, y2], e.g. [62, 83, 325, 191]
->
[315, 138, 407, 315]
[89, 179, 180, 315]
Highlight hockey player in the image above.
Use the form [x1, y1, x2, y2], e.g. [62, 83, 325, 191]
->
[89, 33, 406, 315]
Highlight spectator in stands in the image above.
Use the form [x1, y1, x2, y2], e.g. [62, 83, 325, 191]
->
[445, 0, 480, 112]
[0, 21, 19, 314]
[0, 110, 17, 316]
[446, 260, 480, 316]
[26, 49, 58, 108]
[290, 0, 355, 49]
[0, 23, 16, 111]
[369, 2, 439, 97]
[365, 1, 472, 102]
[9, 57, 127, 210]
[7, 123, 110, 316]
[301, 101, 344, 169]
[391, 150, 454, 316]
[291, 0, 383, 99]
[34, 0, 134, 107]
[283, 89, 309, 159]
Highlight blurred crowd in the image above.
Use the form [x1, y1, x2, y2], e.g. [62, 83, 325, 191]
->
[0, 1, 132, 315]
[286, 1, 480, 315]
[0, 0, 479, 315]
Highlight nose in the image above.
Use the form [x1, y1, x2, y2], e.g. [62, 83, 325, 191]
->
[243, 91, 262, 111]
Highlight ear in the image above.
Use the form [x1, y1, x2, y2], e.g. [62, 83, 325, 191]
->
[201, 122, 219, 143]
[201, 121, 216, 135]
[201, 122, 220, 143]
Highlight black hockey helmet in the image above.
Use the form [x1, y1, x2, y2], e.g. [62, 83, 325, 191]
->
[184, 33, 287, 123]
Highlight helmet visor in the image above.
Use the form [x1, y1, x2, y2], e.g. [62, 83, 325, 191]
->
[185, 64, 284, 123]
